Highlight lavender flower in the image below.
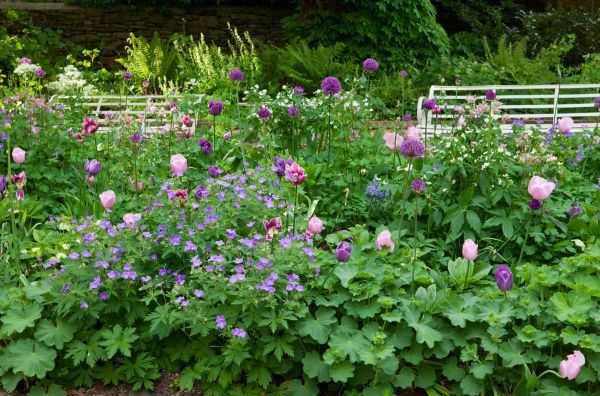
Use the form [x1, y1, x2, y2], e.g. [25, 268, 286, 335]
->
[228, 68, 244, 82]
[362, 58, 379, 72]
[400, 139, 426, 158]
[321, 77, 341, 95]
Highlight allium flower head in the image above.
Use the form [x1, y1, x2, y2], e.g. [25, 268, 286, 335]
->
[411, 179, 426, 193]
[208, 100, 223, 116]
[257, 107, 271, 120]
[321, 76, 341, 95]
[363, 58, 379, 72]
[400, 139, 425, 158]
[228, 68, 244, 82]
[399, 70, 409, 78]
[485, 90, 496, 100]
[123, 71, 133, 79]
[423, 98, 436, 110]
[35, 68, 46, 78]
[288, 105, 299, 117]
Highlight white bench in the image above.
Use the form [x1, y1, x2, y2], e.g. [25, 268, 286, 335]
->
[53, 94, 205, 133]
[417, 84, 600, 134]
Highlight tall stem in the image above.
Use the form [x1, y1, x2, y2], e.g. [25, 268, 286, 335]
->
[395, 159, 413, 247]
[327, 100, 332, 166]
[235, 85, 246, 169]
[212, 115, 216, 157]
[517, 205, 537, 265]
[411, 195, 418, 292]
[293, 185, 298, 235]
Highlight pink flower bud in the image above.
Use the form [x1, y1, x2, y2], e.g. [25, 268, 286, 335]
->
[12, 147, 26, 164]
[307, 216, 323, 235]
[462, 239, 478, 260]
[170, 154, 188, 177]
[99, 190, 116, 210]
[375, 230, 395, 251]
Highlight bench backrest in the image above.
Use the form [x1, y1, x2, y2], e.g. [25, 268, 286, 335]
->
[417, 84, 600, 134]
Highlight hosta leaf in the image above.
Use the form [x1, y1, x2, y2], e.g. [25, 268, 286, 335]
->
[0, 304, 42, 336]
[296, 308, 337, 344]
[34, 319, 76, 350]
[329, 361, 354, 383]
[6, 339, 56, 378]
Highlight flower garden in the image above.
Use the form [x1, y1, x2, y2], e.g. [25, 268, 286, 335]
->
[1, 2, 600, 395]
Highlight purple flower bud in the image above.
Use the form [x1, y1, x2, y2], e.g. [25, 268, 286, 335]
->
[0, 175, 6, 197]
[208, 100, 223, 116]
[84, 159, 102, 176]
[566, 205, 583, 218]
[321, 76, 341, 95]
[485, 90, 496, 101]
[335, 241, 352, 262]
[494, 264, 513, 292]
[362, 58, 378, 72]
[123, 71, 133, 79]
[198, 139, 212, 155]
[529, 199, 542, 211]
[399, 70, 409, 78]
[228, 68, 244, 82]
[403, 114, 412, 121]
[208, 165, 221, 178]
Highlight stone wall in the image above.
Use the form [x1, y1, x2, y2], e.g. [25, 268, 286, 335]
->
[0, 2, 293, 68]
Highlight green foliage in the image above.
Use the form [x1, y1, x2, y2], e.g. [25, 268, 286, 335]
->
[117, 32, 179, 87]
[283, 0, 449, 65]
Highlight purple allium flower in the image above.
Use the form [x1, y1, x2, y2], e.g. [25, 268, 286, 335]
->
[399, 70, 409, 78]
[363, 58, 379, 72]
[198, 139, 213, 155]
[403, 114, 412, 121]
[335, 241, 352, 262]
[208, 100, 223, 116]
[215, 315, 227, 329]
[594, 96, 600, 109]
[34, 68, 46, 78]
[566, 205, 583, 218]
[529, 199, 542, 211]
[228, 68, 244, 82]
[321, 76, 341, 95]
[494, 264, 513, 292]
[288, 106, 299, 117]
[19, 57, 32, 64]
[257, 107, 271, 120]
[130, 133, 143, 143]
[232, 328, 247, 338]
[84, 159, 102, 176]
[208, 165, 221, 178]
[485, 90, 496, 101]
[293, 86, 304, 94]
[400, 139, 426, 158]
[423, 98, 436, 111]
[123, 71, 133, 79]
[411, 179, 426, 193]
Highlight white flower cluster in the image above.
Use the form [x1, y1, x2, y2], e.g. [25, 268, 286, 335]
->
[47, 65, 97, 95]
[14, 62, 41, 77]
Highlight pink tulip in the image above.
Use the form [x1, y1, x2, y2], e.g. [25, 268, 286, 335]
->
[375, 230, 395, 251]
[12, 147, 26, 164]
[82, 117, 99, 135]
[181, 115, 193, 128]
[307, 216, 323, 235]
[99, 190, 115, 210]
[462, 239, 478, 260]
[284, 162, 307, 186]
[170, 154, 188, 177]
[560, 350, 585, 380]
[557, 117, 574, 134]
[405, 126, 421, 141]
[527, 176, 555, 201]
[263, 217, 282, 241]
[383, 132, 403, 151]
[123, 213, 142, 228]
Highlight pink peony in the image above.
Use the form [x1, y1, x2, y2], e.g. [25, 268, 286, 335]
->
[527, 176, 555, 201]
[99, 190, 116, 210]
[170, 154, 188, 177]
[462, 239, 478, 260]
[375, 230, 395, 251]
[560, 350, 585, 380]
[12, 147, 26, 164]
[307, 216, 323, 235]
[383, 132, 403, 150]
[284, 162, 307, 186]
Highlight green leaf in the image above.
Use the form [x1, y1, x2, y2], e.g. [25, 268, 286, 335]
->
[460, 374, 483, 395]
[34, 319, 76, 350]
[414, 364, 436, 388]
[5, 339, 56, 378]
[335, 264, 358, 287]
[470, 361, 494, 379]
[442, 356, 466, 381]
[99, 325, 139, 358]
[459, 186, 474, 207]
[498, 340, 531, 367]
[548, 291, 595, 325]
[393, 367, 414, 389]
[247, 365, 271, 389]
[1, 371, 21, 392]
[302, 351, 330, 382]
[296, 309, 337, 344]
[328, 330, 374, 364]
[466, 211, 481, 234]
[450, 212, 465, 237]
[329, 361, 354, 383]
[0, 304, 42, 336]
[261, 334, 296, 361]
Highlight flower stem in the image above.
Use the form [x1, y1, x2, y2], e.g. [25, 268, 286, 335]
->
[411, 195, 418, 292]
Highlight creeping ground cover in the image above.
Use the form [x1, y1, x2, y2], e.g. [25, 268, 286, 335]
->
[0, 59, 600, 395]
